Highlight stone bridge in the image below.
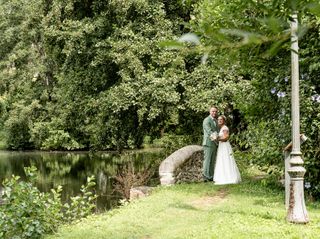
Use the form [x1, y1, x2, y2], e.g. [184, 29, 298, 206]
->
[159, 145, 204, 185]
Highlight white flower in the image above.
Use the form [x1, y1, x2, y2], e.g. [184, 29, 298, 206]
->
[277, 91, 286, 98]
[311, 94, 320, 103]
[305, 182, 311, 189]
[284, 76, 289, 82]
[210, 132, 218, 141]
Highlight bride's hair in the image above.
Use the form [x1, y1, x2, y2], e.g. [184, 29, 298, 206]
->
[219, 115, 227, 122]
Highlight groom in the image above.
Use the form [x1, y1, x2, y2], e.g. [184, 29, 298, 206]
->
[202, 106, 219, 182]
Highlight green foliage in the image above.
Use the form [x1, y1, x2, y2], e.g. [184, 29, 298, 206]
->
[298, 17, 320, 199]
[0, 0, 198, 151]
[43, 130, 83, 151]
[0, 166, 97, 239]
[0, 131, 7, 149]
[234, 120, 286, 168]
[1, 0, 320, 201]
[4, 100, 42, 149]
[188, 0, 320, 200]
[63, 176, 97, 222]
[153, 133, 197, 155]
[0, 166, 63, 238]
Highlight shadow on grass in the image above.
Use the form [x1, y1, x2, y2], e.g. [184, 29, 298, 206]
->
[212, 207, 283, 221]
[208, 176, 285, 208]
[230, 176, 284, 196]
[168, 202, 200, 211]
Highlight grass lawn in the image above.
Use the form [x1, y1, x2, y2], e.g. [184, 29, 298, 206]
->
[46, 177, 320, 239]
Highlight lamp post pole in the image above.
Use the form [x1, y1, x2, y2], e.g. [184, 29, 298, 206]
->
[286, 12, 309, 224]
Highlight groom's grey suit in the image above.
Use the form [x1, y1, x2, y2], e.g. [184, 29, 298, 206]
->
[202, 115, 218, 181]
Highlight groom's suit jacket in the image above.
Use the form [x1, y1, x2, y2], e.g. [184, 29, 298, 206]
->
[202, 116, 218, 147]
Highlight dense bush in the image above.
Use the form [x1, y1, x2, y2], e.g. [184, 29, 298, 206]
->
[0, 167, 97, 239]
[153, 133, 200, 155]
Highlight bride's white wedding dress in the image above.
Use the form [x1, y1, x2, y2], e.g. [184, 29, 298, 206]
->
[213, 125, 241, 185]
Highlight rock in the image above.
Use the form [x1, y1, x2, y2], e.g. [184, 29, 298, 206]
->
[130, 186, 153, 201]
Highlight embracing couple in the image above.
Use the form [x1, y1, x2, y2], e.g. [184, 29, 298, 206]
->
[202, 106, 241, 185]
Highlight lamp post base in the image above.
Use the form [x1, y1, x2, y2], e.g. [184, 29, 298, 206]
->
[287, 166, 309, 224]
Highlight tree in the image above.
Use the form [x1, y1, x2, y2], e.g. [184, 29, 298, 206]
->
[0, 0, 199, 150]
[186, 0, 320, 199]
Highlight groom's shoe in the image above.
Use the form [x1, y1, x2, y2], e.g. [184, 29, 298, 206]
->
[202, 176, 212, 182]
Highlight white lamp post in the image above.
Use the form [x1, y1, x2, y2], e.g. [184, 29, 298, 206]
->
[286, 12, 309, 224]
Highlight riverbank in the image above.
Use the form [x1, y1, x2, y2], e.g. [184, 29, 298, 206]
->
[45, 177, 320, 239]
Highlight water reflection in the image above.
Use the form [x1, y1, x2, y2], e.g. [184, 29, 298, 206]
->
[0, 149, 164, 211]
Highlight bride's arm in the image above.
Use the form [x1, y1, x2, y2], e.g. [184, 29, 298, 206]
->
[218, 128, 229, 142]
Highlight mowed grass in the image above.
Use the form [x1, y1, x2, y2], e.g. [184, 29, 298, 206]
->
[46, 178, 320, 239]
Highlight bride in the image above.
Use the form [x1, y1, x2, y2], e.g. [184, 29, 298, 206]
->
[213, 115, 241, 185]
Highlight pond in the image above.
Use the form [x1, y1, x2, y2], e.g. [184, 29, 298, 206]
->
[0, 149, 166, 212]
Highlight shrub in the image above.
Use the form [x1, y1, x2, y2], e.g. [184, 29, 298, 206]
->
[4, 100, 41, 150]
[113, 162, 154, 200]
[63, 175, 97, 222]
[30, 121, 84, 150]
[153, 133, 196, 155]
[0, 167, 97, 239]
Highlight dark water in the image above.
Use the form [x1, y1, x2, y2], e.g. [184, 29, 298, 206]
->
[0, 149, 165, 211]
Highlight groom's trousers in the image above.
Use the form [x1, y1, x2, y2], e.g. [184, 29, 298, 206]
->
[203, 145, 217, 180]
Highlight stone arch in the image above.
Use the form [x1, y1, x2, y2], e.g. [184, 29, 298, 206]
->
[159, 145, 203, 185]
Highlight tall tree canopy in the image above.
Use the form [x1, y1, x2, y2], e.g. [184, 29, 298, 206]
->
[0, 0, 320, 197]
[0, 0, 198, 150]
